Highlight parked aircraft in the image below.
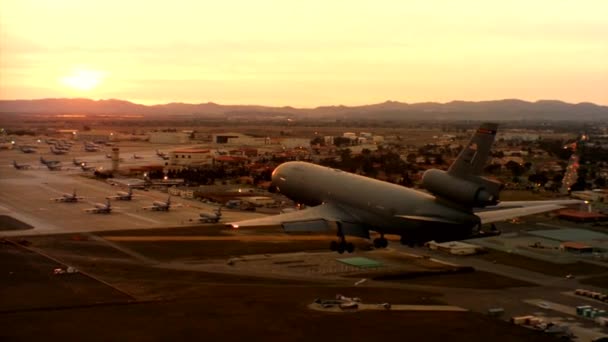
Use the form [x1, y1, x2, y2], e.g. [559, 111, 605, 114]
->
[73, 158, 84, 166]
[12, 160, 31, 170]
[46, 163, 63, 171]
[83, 142, 101, 152]
[142, 196, 173, 211]
[19, 146, 37, 153]
[199, 207, 222, 223]
[52, 189, 84, 203]
[229, 123, 580, 254]
[40, 157, 61, 170]
[84, 145, 100, 152]
[107, 188, 136, 201]
[50, 146, 68, 155]
[84, 199, 112, 214]
[156, 150, 170, 160]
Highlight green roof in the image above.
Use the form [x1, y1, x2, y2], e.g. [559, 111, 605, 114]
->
[336, 257, 383, 268]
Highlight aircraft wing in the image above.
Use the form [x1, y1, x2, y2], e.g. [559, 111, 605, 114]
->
[479, 199, 581, 210]
[229, 203, 371, 238]
[476, 204, 567, 225]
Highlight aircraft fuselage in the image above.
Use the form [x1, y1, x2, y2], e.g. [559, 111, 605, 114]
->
[272, 162, 480, 240]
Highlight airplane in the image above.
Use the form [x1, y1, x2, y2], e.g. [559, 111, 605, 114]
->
[142, 196, 174, 211]
[84, 199, 112, 214]
[228, 123, 581, 254]
[19, 146, 37, 153]
[40, 156, 61, 168]
[52, 189, 84, 203]
[46, 163, 63, 171]
[132, 154, 144, 159]
[73, 158, 84, 166]
[106, 188, 136, 201]
[199, 206, 222, 223]
[50, 146, 68, 155]
[12, 160, 31, 170]
[156, 150, 170, 160]
[84, 145, 100, 152]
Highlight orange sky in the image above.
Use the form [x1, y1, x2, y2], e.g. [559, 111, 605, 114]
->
[1, 0, 607, 106]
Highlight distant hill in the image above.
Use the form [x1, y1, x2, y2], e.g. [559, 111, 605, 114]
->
[0, 98, 607, 121]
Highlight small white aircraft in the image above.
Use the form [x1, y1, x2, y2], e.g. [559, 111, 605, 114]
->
[107, 188, 136, 201]
[199, 207, 222, 223]
[13, 160, 31, 170]
[84, 199, 112, 214]
[142, 196, 176, 211]
[52, 189, 84, 203]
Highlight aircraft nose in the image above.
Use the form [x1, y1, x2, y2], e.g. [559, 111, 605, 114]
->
[271, 163, 289, 187]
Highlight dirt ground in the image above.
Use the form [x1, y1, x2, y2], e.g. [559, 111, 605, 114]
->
[580, 275, 608, 289]
[477, 248, 608, 277]
[0, 244, 556, 342]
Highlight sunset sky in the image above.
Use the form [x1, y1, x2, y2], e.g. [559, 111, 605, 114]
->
[1, 0, 607, 106]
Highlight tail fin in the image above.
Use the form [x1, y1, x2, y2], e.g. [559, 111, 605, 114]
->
[448, 123, 498, 177]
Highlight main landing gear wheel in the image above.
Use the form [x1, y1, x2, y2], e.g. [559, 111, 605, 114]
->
[330, 222, 355, 253]
[373, 237, 388, 249]
[330, 241, 355, 254]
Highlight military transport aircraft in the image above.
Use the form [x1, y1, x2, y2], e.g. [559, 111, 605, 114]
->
[199, 207, 222, 223]
[84, 199, 113, 214]
[229, 123, 580, 253]
[52, 190, 85, 203]
[107, 188, 137, 201]
[142, 196, 174, 211]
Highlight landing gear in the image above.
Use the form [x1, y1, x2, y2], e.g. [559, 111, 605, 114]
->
[373, 235, 388, 249]
[400, 236, 420, 247]
[329, 240, 355, 254]
[329, 223, 355, 254]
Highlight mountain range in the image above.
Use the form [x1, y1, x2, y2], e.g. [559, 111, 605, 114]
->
[0, 98, 607, 121]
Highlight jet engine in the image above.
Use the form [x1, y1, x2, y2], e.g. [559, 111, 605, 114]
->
[421, 169, 501, 207]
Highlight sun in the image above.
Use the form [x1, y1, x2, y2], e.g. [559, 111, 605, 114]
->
[60, 68, 104, 91]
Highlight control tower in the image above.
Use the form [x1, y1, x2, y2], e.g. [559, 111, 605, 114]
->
[111, 147, 120, 172]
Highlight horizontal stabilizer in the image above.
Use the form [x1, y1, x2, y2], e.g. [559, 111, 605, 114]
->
[477, 204, 564, 225]
[482, 199, 581, 209]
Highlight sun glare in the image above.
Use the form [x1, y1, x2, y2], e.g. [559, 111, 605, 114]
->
[60, 69, 104, 91]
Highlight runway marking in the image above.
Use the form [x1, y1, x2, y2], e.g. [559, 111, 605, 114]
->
[86, 234, 158, 264]
[121, 212, 161, 225]
[103, 235, 336, 242]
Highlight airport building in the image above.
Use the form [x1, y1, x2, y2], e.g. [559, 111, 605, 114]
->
[426, 241, 483, 255]
[169, 148, 214, 166]
[212, 133, 270, 145]
[149, 131, 191, 144]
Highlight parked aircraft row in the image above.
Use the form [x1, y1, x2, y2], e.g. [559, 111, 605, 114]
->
[48, 188, 220, 222]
